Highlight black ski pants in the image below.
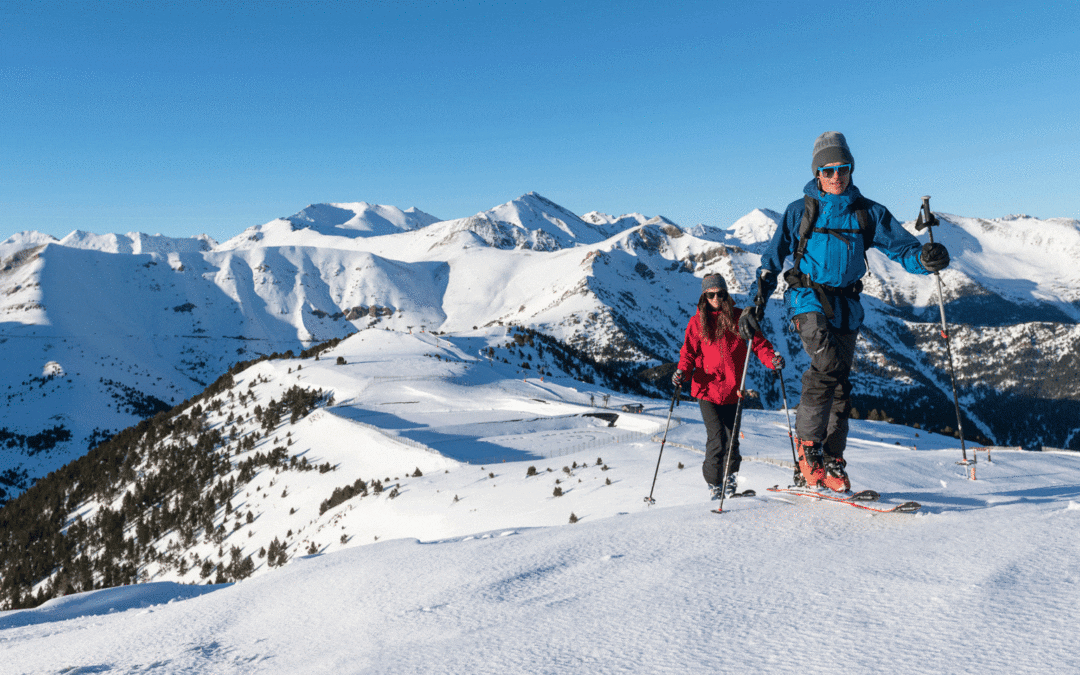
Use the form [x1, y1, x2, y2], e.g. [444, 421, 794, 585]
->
[793, 312, 858, 460]
[699, 399, 740, 486]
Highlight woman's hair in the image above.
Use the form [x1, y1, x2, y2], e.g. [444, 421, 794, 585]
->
[696, 290, 736, 343]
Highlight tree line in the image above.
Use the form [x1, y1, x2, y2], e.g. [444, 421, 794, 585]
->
[0, 345, 334, 610]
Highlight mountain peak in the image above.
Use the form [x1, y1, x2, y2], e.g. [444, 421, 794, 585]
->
[443, 193, 613, 251]
[216, 202, 443, 250]
[1, 231, 59, 247]
[287, 202, 441, 236]
[54, 230, 214, 255]
[724, 209, 782, 251]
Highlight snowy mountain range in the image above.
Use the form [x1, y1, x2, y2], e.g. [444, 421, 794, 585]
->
[1, 192, 1078, 507]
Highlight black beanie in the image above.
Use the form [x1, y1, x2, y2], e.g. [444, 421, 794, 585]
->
[812, 131, 854, 175]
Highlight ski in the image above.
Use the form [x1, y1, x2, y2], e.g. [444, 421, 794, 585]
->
[773, 485, 880, 502]
[710, 489, 756, 513]
[766, 485, 920, 514]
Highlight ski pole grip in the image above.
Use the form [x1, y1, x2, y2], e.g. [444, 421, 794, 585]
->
[915, 195, 932, 232]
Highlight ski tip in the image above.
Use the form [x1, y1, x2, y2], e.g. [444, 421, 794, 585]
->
[892, 501, 922, 513]
[849, 490, 881, 502]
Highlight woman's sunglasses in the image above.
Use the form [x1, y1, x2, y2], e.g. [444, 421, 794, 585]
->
[706, 291, 726, 299]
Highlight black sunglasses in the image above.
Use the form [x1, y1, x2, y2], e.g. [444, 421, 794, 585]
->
[706, 291, 725, 299]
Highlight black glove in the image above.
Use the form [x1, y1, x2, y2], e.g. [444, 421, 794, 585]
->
[771, 354, 785, 370]
[738, 309, 760, 341]
[920, 242, 950, 272]
[739, 270, 775, 341]
[672, 369, 685, 386]
[753, 269, 778, 308]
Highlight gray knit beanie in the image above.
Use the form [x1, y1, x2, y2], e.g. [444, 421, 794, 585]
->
[812, 131, 854, 175]
[701, 273, 726, 293]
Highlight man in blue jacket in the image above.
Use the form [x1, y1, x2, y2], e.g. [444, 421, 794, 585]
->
[738, 131, 950, 492]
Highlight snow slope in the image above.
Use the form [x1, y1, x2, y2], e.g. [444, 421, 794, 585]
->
[864, 212, 1080, 324]
[1, 328, 1077, 674]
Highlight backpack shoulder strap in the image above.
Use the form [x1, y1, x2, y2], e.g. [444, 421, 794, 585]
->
[792, 194, 817, 268]
[852, 197, 875, 268]
[853, 197, 874, 251]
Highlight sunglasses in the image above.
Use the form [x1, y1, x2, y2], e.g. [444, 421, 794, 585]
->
[817, 164, 852, 178]
[705, 291, 725, 299]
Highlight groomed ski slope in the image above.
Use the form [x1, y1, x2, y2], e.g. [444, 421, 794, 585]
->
[1, 329, 1078, 674]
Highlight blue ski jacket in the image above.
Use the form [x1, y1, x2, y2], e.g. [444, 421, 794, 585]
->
[757, 180, 930, 332]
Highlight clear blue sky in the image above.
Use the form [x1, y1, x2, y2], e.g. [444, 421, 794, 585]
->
[3, 0, 1078, 243]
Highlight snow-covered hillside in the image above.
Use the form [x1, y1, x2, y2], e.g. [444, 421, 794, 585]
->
[864, 212, 1080, 324]
[1, 194, 1078, 508]
[1, 329, 1077, 674]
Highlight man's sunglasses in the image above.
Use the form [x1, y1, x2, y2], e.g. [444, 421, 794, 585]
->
[817, 164, 852, 178]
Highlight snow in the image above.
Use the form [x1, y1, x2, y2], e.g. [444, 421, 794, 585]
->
[56, 230, 216, 255]
[1, 329, 1078, 674]
[214, 203, 443, 250]
[0, 231, 58, 261]
[872, 212, 1080, 318]
[726, 208, 783, 251]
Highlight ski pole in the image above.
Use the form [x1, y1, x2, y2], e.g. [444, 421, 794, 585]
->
[915, 196, 971, 477]
[644, 382, 681, 505]
[778, 367, 798, 468]
[715, 336, 754, 514]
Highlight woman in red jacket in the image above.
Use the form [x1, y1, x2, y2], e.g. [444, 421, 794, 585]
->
[673, 273, 784, 499]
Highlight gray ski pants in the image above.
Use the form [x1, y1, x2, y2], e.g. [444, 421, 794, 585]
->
[793, 312, 858, 460]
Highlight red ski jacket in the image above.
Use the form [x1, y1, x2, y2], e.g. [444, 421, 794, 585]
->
[676, 306, 777, 405]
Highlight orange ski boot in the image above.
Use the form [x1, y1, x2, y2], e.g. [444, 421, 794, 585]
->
[796, 439, 826, 488]
[823, 456, 851, 493]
